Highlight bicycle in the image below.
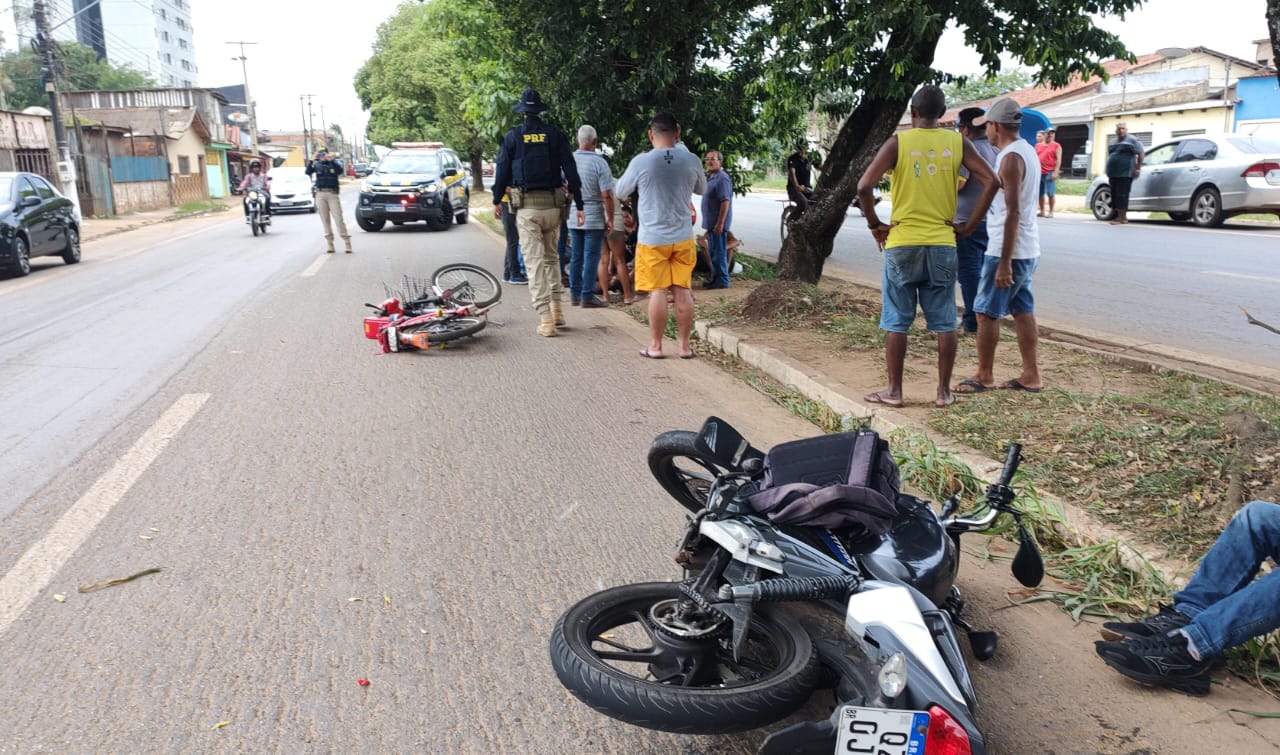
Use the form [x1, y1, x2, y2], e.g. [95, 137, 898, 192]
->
[362, 263, 502, 353]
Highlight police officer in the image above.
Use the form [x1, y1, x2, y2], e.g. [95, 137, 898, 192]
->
[306, 147, 352, 254]
[492, 88, 584, 337]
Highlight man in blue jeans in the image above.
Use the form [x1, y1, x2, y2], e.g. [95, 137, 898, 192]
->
[701, 149, 733, 289]
[1096, 500, 1280, 696]
[953, 107, 998, 334]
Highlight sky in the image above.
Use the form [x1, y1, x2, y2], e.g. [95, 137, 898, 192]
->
[1, 0, 1269, 140]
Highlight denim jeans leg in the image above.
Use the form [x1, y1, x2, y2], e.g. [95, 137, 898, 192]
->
[955, 220, 986, 332]
[708, 231, 730, 286]
[567, 229, 586, 300]
[581, 229, 604, 298]
[502, 203, 522, 279]
[557, 217, 570, 277]
[1176, 501, 1280, 656]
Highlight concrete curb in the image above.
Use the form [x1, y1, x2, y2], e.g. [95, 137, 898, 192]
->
[695, 318, 1194, 586]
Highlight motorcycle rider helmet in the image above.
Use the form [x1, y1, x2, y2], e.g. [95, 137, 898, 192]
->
[249, 160, 261, 171]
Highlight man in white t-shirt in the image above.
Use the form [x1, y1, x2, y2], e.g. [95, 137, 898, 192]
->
[615, 113, 706, 359]
[954, 97, 1043, 395]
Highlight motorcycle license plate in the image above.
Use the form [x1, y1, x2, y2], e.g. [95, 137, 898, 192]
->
[834, 706, 928, 755]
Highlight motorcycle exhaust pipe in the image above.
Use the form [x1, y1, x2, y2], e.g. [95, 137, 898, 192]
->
[719, 575, 860, 604]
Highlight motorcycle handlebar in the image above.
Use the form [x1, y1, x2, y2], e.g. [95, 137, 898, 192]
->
[998, 443, 1023, 486]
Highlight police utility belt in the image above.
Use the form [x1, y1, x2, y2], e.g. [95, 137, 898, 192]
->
[508, 187, 569, 210]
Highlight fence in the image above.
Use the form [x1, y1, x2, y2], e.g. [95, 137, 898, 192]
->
[172, 174, 207, 205]
[112, 155, 169, 183]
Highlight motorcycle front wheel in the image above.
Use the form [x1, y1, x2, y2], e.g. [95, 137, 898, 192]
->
[648, 430, 733, 514]
[550, 582, 819, 734]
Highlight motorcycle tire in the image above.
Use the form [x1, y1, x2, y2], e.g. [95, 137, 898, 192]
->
[550, 582, 819, 734]
[401, 316, 486, 343]
[647, 430, 734, 514]
[251, 216, 261, 236]
[432, 263, 502, 308]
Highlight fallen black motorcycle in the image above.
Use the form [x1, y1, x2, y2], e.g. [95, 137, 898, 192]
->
[549, 417, 1043, 754]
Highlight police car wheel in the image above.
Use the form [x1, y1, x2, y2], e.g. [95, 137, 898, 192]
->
[358, 216, 385, 232]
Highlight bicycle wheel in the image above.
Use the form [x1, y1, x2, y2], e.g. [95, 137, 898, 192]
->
[433, 263, 502, 308]
[779, 205, 792, 244]
[402, 316, 487, 344]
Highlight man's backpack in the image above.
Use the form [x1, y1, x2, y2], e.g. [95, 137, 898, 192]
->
[745, 429, 900, 538]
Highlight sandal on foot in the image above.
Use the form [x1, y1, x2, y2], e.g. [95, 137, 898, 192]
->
[863, 391, 904, 408]
[639, 348, 666, 360]
[953, 379, 993, 394]
[1000, 378, 1043, 393]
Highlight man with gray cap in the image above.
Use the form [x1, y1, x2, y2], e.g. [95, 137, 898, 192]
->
[492, 88, 584, 336]
[954, 106, 999, 334]
[955, 97, 1043, 395]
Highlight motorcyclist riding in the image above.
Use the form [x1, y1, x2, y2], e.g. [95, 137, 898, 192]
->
[239, 160, 272, 221]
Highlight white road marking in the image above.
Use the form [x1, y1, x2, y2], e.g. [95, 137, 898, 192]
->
[0, 393, 209, 637]
[301, 256, 328, 277]
[1201, 271, 1280, 285]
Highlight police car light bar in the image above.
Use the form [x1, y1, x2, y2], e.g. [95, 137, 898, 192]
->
[391, 141, 445, 149]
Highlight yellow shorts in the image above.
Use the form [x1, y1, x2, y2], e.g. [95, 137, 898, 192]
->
[634, 240, 696, 292]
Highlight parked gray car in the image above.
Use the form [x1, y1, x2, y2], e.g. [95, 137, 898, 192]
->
[1086, 133, 1280, 227]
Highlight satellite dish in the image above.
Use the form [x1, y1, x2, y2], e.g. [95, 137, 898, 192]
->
[1156, 47, 1192, 59]
[22, 106, 52, 116]
[227, 112, 251, 125]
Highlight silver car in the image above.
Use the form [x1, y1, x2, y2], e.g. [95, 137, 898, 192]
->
[1087, 133, 1280, 227]
[268, 167, 316, 214]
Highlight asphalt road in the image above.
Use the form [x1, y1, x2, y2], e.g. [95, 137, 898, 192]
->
[2, 205, 1279, 753]
[728, 192, 1280, 371]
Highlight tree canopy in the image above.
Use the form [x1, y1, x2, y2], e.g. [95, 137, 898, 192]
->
[355, 0, 1140, 279]
[0, 42, 155, 111]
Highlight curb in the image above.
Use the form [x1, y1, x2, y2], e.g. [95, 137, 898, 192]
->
[694, 318, 1195, 587]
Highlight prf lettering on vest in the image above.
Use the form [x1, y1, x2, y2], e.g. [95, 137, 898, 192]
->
[523, 133, 547, 144]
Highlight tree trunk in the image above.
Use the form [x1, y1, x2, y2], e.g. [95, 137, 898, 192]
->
[772, 29, 942, 284]
[1269, 0, 1280, 87]
[775, 98, 910, 283]
[469, 149, 485, 192]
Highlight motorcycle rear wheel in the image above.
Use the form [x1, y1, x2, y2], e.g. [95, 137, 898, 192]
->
[550, 582, 819, 734]
[648, 430, 732, 514]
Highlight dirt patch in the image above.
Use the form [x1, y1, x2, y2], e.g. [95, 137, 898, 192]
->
[686, 269, 1280, 559]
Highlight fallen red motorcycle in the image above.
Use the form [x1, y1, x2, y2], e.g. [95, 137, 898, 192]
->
[362, 264, 502, 353]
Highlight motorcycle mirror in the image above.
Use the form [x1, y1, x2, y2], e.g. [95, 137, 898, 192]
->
[1011, 524, 1044, 588]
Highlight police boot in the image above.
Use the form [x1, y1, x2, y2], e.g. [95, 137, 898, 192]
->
[550, 299, 566, 327]
[343, 236, 353, 254]
[537, 310, 558, 337]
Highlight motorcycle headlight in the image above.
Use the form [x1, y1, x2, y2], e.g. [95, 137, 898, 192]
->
[878, 652, 908, 698]
[248, 190, 259, 200]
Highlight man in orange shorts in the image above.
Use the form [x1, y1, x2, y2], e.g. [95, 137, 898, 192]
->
[614, 113, 706, 359]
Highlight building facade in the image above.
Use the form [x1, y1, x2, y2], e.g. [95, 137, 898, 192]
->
[12, 0, 197, 87]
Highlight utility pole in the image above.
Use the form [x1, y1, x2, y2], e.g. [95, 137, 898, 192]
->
[299, 95, 313, 162]
[226, 41, 259, 160]
[32, 0, 80, 217]
[319, 105, 328, 150]
[306, 96, 316, 154]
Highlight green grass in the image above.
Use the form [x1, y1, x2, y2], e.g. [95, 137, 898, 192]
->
[173, 200, 226, 216]
[1054, 179, 1090, 196]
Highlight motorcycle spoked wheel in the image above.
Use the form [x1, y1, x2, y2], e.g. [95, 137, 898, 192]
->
[550, 582, 819, 734]
[647, 430, 734, 514]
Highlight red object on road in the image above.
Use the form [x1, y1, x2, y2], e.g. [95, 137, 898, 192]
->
[357, 678, 371, 687]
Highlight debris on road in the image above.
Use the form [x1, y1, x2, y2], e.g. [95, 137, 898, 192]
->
[53, 594, 66, 603]
[357, 678, 371, 687]
[78, 567, 162, 593]
[210, 721, 230, 731]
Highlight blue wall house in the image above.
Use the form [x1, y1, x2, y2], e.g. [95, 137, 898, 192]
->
[1234, 74, 1280, 137]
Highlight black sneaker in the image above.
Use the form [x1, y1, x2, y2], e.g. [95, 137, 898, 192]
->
[1094, 631, 1212, 696]
[1099, 603, 1190, 641]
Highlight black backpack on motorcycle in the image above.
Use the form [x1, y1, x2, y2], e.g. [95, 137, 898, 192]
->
[745, 429, 899, 538]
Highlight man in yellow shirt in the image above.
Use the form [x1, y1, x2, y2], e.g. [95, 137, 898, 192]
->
[856, 85, 999, 408]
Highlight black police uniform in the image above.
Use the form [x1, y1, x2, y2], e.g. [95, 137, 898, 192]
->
[492, 115, 583, 212]
[308, 156, 343, 191]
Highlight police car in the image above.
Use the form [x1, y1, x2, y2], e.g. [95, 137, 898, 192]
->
[356, 142, 470, 232]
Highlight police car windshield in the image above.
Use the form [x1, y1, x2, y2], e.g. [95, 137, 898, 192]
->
[378, 153, 440, 174]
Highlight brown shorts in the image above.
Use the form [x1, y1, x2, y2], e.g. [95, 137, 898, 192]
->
[634, 240, 696, 292]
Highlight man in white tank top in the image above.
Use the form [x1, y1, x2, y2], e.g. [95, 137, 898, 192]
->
[953, 98, 1044, 395]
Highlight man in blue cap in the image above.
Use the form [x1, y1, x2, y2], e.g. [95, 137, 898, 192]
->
[492, 88, 584, 337]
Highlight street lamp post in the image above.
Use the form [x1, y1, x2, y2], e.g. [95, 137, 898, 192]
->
[227, 41, 259, 159]
[300, 94, 314, 162]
